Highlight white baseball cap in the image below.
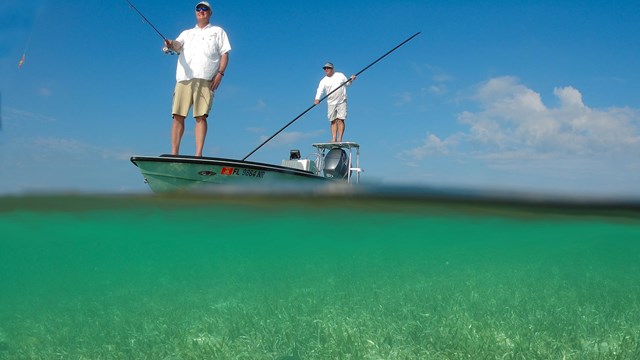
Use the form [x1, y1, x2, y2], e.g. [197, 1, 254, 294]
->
[196, 1, 211, 9]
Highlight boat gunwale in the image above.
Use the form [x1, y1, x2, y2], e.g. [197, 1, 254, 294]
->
[130, 154, 328, 180]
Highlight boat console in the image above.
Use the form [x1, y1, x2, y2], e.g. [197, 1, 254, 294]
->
[281, 142, 361, 184]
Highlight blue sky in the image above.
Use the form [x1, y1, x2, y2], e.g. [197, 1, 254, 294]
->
[1, 0, 639, 197]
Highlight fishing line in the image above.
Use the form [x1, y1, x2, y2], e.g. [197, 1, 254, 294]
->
[17, 29, 33, 69]
[17, 2, 46, 69]
[242, 31, 421, 161]
[125, 0, 177, 55]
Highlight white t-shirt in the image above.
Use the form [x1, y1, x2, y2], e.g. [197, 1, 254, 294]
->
[174, 24, 231, 82]
[315, 72, 350, 105]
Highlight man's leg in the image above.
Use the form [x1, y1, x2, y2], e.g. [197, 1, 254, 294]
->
[195, 116, 208, 157]
[171, 115, 186, 155]
[330, 119, 338, 142]
[336, 119, 345, 142]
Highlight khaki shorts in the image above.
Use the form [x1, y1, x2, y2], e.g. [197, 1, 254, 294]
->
[172, 79, 214, 118]
[327, 101, 347, 122]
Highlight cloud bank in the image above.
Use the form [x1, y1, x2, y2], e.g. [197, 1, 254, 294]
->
[408, 76, 640, 159]
[402, 76, 640, 195]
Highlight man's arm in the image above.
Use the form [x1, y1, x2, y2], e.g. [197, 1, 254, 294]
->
[314, 78, 325, 104]
[211, 52, 229, 91]
[164, 39, 183, 53]
[217, 52, 229, 75]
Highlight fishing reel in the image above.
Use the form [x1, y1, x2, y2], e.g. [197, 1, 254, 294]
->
[162, 46, 179, 55]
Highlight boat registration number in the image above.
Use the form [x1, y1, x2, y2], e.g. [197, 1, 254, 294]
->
[221, 167, 265, 178]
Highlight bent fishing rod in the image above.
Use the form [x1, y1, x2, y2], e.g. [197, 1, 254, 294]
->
[125, 0, 177, 55]
[242, 31, 421, 161]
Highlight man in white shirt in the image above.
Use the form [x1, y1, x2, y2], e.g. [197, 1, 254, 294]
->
[164, 1, 231, 157]
[314, 62, 356, 143]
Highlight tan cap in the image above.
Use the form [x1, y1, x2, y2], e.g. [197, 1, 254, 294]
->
[322, 62, 334, 69]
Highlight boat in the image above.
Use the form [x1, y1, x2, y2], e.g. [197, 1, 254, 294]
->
[130, 142, 362, 193]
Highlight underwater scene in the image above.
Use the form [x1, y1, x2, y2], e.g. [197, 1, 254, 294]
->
[1, 192, 639, 359]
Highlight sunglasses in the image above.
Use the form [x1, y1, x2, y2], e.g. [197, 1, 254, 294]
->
[323, 67, 332, 70]
[196, 6, 209, 12]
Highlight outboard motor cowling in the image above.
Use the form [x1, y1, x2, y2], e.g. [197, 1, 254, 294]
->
[323, 148, 349, 179]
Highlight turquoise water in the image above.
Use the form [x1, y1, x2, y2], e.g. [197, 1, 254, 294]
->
[1, 194, 639, 359]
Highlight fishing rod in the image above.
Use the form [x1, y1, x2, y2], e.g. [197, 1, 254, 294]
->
[242, 31, 421, 161]
[125, 0, 177, 55]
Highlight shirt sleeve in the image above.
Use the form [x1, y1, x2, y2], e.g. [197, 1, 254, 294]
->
[340, 73, 351, 87]
[315, 78, 325, 100]
[175, 29, 189, 46]
[217, 29, 232, 54]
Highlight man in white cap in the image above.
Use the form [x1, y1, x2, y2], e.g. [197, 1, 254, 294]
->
[164, 1, 231, 157]
[314, 62, 356, 143]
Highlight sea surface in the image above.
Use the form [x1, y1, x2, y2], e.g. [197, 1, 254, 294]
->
[1, 191, 639, 359]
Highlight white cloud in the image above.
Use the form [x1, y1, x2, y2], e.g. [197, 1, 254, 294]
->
[26, 137, 132, 162]
[400, 76, 640, 195]
[408, 64, 452, 97]
[33, 137, 89, 153]
[0, 134, 139, 194]
[3, 106, 56, 124]
[38, 87, 53, 97]
[428, 85, 447, 95]
[554, 86, 584, 108]
[402, 133, 457, 160]
[451, 76, 640, 156]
